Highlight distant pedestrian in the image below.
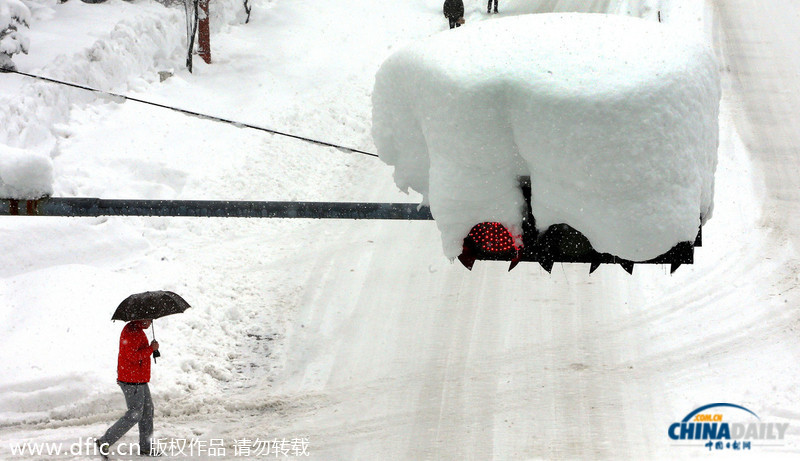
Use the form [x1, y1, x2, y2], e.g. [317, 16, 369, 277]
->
[488, 0, 498, 14]
[443, 0, 465, 29]
[95, 319, 161, 459]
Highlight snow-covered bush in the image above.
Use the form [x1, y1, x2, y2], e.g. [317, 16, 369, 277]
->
[0, 0, 30, 71]
[0, 143, 53, 198]
[372, 13, 720, 262]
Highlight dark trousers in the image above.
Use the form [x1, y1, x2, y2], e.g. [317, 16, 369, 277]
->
[448, 18, 461, 29]
[488, 0, 498, 13]
[98, 382, 154, 453]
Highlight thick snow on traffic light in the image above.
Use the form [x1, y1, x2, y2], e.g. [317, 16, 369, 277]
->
[372, 13, 720, 262]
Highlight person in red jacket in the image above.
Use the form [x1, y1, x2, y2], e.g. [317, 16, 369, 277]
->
[96, 319, 160, 458]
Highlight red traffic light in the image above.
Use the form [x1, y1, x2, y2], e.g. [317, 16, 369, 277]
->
[468, 222, 519, 254]
[456, 177, 700, 273]
[458, 222, 521, 270]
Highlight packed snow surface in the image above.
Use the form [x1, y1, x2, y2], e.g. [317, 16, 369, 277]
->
[372, 13, 721, 261]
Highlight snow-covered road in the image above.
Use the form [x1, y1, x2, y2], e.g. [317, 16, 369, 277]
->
[245, 2, 800, 460]
[716, 0, 800, 249]
[1, 0, 799, 460]
[262, 2, 800, 459]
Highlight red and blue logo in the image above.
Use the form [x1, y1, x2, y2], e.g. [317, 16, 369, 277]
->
[669, 403, 789, 452]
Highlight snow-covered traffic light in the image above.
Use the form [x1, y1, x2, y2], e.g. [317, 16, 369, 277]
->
[457, 177, 701, 274]
[458, 222, 522, 271]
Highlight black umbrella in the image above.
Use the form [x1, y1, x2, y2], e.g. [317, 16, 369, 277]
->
[112, 291, 191, 321]
[112, 291, 191, 362]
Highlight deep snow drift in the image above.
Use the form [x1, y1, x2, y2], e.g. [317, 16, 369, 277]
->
[372, 13, 721, 261]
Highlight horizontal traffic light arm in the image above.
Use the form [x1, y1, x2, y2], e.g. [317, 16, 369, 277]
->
[3, 196, 701, 273]
[0, 197, 434, 220]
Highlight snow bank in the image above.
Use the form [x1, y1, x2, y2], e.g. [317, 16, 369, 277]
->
[0, 264, 134, 425]
[0, 0, 247, 199]
[0, 1, 186, 202]
[0, 143, 52, 198]
[0, 4, 186, 151]
[372, 13, 720, 261]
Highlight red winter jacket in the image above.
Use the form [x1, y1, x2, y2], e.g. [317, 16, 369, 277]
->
[117, 322, 153, 383]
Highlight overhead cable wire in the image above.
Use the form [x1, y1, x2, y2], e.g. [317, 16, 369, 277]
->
[2, 69, 380, 159]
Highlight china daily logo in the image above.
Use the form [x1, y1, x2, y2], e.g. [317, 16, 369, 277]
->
[669, 403, 789, 451]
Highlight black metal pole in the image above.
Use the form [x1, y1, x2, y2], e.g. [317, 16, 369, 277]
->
[0, 197, 434, 220]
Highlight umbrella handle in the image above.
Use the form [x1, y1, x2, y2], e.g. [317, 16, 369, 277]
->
[151, 323, 159, 363]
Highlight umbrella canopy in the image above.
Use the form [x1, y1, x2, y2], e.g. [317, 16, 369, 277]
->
[112, 291, 191, 321]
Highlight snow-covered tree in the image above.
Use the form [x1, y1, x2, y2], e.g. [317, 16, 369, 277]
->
[0, 0, 31, 71]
